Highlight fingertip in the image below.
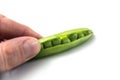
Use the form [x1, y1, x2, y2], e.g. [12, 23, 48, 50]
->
[0, 14, 43, 39]
[22, 37, 41, 61]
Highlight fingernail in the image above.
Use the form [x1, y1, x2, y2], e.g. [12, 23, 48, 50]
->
[23, 38, 40, 60]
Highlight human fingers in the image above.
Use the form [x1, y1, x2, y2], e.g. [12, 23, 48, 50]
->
[0, 14, 42, 41]
[0, 37, 41, 72]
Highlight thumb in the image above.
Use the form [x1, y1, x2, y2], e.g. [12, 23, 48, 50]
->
[0, 37, 40, 72]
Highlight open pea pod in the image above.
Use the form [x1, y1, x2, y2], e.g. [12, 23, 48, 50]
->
[33, 28, 93, 59]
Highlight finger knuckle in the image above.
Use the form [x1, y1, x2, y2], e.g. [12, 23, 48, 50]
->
[0, 44, 8, 71]
[0, 43, 22, 71]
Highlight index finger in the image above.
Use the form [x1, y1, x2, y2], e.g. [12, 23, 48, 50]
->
[0, 14, 42, 40]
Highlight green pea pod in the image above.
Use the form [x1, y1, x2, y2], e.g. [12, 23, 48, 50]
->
[33, 28, 93, 59]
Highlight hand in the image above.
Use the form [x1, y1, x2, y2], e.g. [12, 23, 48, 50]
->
[0, 14, 42, 72]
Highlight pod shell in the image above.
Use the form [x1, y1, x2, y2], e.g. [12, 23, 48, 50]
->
[33, 28, 93, 59]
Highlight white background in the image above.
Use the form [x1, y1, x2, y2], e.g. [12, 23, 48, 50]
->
[0, 0, 120, 80]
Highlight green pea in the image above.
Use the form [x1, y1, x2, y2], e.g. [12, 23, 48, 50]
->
[33, 28, 93, 59]
[52, 38, 61, 46]
[61, 36, 71, 44]
[83, 30, 91, 36]
[43, 40, 52, 48]
[68, 33, 78, 41]
[78, 33, 84, 38]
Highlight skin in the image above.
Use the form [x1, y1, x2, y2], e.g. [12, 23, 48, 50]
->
[0, 14, 42, 72]
[0, 14, 93, 71]
[33, 28, 93, 59]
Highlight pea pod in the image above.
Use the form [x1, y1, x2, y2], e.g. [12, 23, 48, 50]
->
[33, 28, 93, 59]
